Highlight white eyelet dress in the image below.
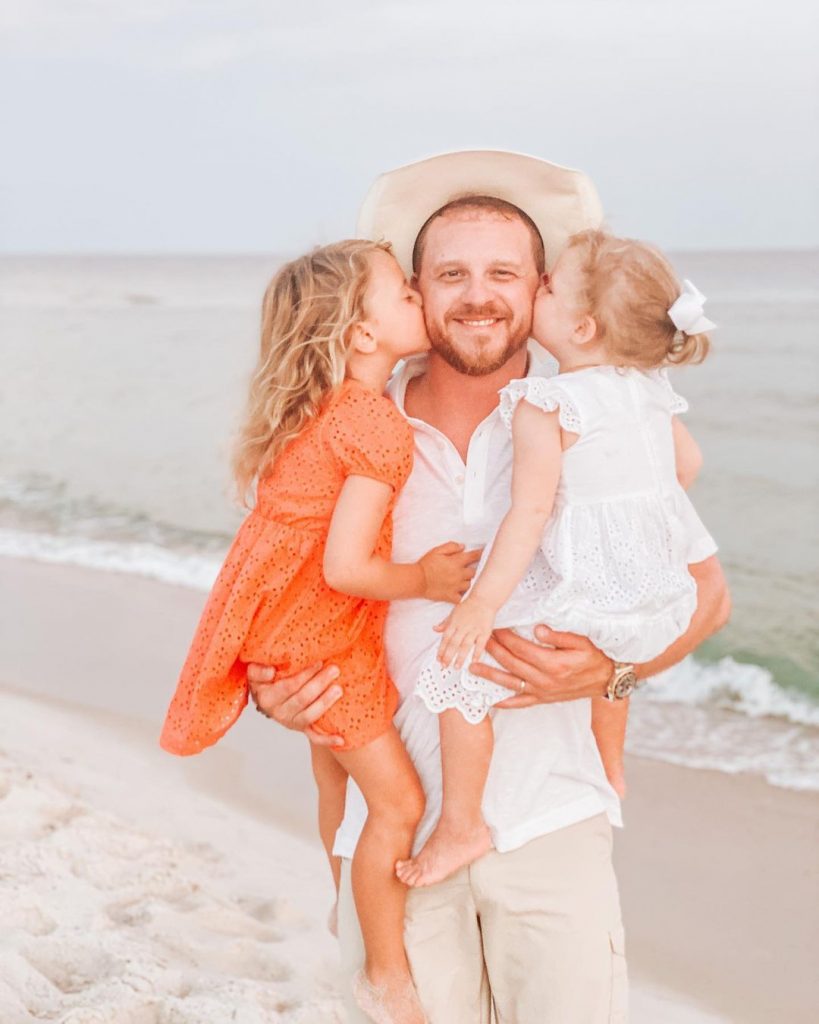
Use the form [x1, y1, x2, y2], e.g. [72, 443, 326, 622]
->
[416, 365, 718, 723]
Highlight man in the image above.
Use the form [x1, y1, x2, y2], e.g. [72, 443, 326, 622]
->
[248, 151, 730, 1023]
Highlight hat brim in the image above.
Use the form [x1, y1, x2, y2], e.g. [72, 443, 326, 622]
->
[356, 149, 604, 276]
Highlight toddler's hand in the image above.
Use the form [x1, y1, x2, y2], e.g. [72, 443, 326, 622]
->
[418, 542, 482, 604]
[435, 597, 495, 669]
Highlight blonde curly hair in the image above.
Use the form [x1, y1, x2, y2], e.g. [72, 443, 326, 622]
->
[565, 229, 711, 369]
[232, 239, 392, 506]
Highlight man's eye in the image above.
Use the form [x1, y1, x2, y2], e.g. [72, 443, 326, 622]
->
[443, 270, 462, 279]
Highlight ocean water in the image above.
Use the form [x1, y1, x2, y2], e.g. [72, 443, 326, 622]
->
[2, 252, 818, 790]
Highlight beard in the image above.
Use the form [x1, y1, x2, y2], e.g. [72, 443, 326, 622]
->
[427, 301, 532, 377]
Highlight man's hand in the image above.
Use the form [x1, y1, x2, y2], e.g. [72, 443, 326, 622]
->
[469, 555, 731, 708]
[469, 626, 613, 707]
[247, 662, 345, 747]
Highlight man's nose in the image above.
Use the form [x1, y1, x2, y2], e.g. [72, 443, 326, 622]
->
[461, 274, 493, 307]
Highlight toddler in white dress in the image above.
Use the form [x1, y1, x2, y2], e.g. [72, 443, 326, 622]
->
[397, 228, 718, 888]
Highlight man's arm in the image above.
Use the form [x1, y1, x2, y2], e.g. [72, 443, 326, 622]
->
[248, 556, 730, 723]
[470, 555, 731, 707]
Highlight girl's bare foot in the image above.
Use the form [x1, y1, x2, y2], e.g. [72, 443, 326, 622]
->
[395, 821, 492, 888]
[352, 969, 427, 1024]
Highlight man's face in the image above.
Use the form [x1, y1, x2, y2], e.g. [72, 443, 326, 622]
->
[413, 212, 541, 376]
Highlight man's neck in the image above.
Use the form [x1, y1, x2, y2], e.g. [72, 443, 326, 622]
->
[405, 348, 529, 460]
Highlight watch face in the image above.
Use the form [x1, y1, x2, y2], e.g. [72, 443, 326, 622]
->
[614, 668, 637, 699]
[615, 678, 634, 699]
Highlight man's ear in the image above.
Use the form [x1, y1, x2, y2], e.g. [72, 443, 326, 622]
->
[574, 315, 598, 346]
[349, 320, 378, 355]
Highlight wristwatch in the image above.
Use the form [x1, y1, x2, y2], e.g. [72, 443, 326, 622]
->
[604, 661, 641, 701]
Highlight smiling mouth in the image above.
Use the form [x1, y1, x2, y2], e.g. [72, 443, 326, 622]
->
[456, 318, 502, 328]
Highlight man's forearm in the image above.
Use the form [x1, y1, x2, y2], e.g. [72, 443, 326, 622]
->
[635, 556, 730, 681]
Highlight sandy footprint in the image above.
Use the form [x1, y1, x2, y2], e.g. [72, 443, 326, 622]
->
[2, 900, 58, 937]
[0, 775, 85, 842]
[21, 935, 118, 995]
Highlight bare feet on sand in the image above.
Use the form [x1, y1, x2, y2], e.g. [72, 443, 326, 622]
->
[352, 969, 427, 1024]
[395, 821, 492, 888]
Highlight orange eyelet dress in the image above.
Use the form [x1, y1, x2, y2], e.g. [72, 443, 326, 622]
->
[159, 380, 414, 756]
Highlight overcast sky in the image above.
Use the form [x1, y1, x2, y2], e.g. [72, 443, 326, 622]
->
[2, 0, 817, 253]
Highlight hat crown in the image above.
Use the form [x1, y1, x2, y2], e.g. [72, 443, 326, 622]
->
[357, 149, 604, 275]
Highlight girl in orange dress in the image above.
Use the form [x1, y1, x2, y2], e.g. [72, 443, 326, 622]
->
[159, 240, 475, 1024]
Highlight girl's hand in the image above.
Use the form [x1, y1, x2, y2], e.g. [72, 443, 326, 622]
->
[418, 542, 482, 603]
[434, 596, 496, 669]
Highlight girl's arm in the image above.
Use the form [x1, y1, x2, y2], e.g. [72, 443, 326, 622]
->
[324, 475, 479, 602]
[437, 401, 563, 668]
[672, 416, 703, 490]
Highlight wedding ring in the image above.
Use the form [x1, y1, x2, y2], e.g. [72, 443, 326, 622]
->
[518, 678, 526, 693]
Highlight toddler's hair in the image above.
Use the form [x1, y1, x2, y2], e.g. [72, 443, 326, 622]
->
[233, 238, 392, 505]
[565, 229, 711, 369]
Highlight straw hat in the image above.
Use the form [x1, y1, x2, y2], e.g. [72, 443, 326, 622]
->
[356, 149, 604, 276]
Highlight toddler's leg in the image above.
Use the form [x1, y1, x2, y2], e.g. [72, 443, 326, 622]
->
[333, 726, 427, 1024]
[396, 708, 493, 889]
[310, 745, 348, 934]
[591, 695, 629, 799]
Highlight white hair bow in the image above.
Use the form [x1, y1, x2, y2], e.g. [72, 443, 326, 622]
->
[668, 279, 717, 335]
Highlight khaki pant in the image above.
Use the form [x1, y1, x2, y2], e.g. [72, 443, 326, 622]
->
[338, 813, 628, 1023]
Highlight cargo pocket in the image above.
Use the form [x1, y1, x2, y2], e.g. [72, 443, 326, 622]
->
[608, 927, 628, 1023]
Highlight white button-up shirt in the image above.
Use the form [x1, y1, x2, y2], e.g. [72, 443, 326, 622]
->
[334, 346, 621, 859]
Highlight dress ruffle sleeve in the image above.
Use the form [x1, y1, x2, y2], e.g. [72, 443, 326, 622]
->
[652, 368, 690, 414]
[674, 487, 719, 565]
[498, 377, 582, 435]
[159, 513, 317, 756]
[323, 384, 414, 492]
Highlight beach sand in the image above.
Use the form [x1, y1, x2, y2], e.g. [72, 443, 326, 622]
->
[2, 556, 818, 1022]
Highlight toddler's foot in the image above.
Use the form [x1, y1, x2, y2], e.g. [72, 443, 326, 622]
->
[352, 969, 427, 1024]
[395, 821, 492, 888]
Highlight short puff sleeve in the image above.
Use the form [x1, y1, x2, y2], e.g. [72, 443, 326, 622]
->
[324, 382, 414, 493]
[498, 377, 583, 435]
[653, 368, 689, 415]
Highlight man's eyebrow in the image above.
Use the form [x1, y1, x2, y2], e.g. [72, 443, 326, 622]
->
[430, 259, 466, 270]
[487, 258, 525, 270]
[430, 257, 525, 271]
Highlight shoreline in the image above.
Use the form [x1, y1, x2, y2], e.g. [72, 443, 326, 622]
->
[3, 531, 818, 794]
[2, 556, 819, 1021]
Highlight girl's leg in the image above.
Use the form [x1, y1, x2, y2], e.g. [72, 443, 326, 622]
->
[395, 708, 493, 888]
[310, 745, 349, 933]
[333, 725, 426, 1021]
[591, 695, 629, 798]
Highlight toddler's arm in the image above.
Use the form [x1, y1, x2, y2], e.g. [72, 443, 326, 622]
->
[437, 401, 562, 668]
[324, 475, 480, 603]
[672, 417, 703, 489]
